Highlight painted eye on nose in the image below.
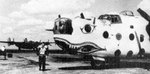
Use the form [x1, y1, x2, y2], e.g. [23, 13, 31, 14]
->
[80, 24, 96, 34]
[84, 24, 91, 33]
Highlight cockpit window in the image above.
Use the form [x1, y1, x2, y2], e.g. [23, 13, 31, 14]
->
[120, 10, 134, 16]
[98, 14, 122, 24]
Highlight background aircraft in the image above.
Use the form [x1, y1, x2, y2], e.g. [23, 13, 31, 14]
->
[0, 38, 55, 50]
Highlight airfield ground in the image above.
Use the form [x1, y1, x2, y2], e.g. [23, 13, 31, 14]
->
[0, 49, 150, 74]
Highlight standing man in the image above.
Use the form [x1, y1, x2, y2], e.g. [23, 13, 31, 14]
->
[0, 46, 7, 60]
[38, 44, 48, 71]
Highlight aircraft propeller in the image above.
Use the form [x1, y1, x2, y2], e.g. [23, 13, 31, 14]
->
[137, 8, 150, 37]
[137, 8, 150, 22]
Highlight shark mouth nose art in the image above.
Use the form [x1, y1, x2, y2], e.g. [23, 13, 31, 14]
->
[54, 37, 106, 53]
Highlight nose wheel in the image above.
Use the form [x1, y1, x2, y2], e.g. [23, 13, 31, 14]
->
[90, 57, 120, 68]
[137, 48, 145, 59]
[90, 60, 105, 68]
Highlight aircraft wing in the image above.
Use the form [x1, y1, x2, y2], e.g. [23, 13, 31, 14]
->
[0, 41, 21, 43]
[0, 41, 23, 46]
[42, 42, 55, 45]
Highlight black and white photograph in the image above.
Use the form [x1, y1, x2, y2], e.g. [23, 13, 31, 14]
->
[0, 0, 150, 74]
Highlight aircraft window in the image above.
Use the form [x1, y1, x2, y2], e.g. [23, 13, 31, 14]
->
[110, 15, 122, 24]
[129, 33, 134, 41]
[127, 50, 133, 57]
[103, 31, 109, 38]
[140, 34, 144, 42]
[120, 10, 134, 16]
[116, 33, 122, 40]
[130, 25, 134, 29]
[98, 15, 122, 24]
[114, 49, 121, 57]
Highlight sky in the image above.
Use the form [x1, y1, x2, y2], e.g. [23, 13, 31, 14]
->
[0, 0, 150, 48]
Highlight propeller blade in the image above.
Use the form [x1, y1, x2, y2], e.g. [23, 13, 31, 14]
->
[7, 38, 11, 46]
[137, 8, 150, 21]
[93, 17, 96, 24]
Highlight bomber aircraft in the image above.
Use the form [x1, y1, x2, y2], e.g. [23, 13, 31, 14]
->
[48, 8, 150, 67]
[0, 38, 55, 51]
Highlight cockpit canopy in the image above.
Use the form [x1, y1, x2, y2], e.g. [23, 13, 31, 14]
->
[98, 14, 122, 24]
[120, 10, 134, 16]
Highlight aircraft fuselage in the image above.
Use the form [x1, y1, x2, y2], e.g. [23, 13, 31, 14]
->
[52, 10, 150, 61]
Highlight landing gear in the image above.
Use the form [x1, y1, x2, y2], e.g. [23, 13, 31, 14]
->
[90, 56, 105, 68]
[90, 60, 105, 68]
[105, 57, 120, 68]
[138, 48, 145, 59]
[90, 57, 120, 68]
[90, 50, 121, 68]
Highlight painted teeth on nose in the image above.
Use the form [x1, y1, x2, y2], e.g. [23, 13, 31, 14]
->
[76, 46, 79, 49]
[69, 44, 71, 48]
[68, 44, 79, 49]
[71, 45, 73, 48]
[74, 46, 77, 49]
[73, 45, 75, 49]
[71, 45, 72, 48]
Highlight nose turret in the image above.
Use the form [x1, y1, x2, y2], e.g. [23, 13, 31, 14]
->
[53, 17, 73, 35]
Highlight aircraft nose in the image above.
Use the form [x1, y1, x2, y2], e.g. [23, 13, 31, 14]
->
[53, 18, 73, 34]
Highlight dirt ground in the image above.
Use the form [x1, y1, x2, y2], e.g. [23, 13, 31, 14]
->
[0, 51, 150, 74]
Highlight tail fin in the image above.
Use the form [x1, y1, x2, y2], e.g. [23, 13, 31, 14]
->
[7, 37, 14, 46]
[24, 38, 28, 43]
[7, 37, 11, 42]
[39, 40, 41, 42]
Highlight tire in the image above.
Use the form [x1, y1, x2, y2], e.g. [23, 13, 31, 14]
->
[113, 57, 120, 68]
[90, 60, 104, 68]
[83, 55, 93, 61]
[105, 57, 120, 68]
